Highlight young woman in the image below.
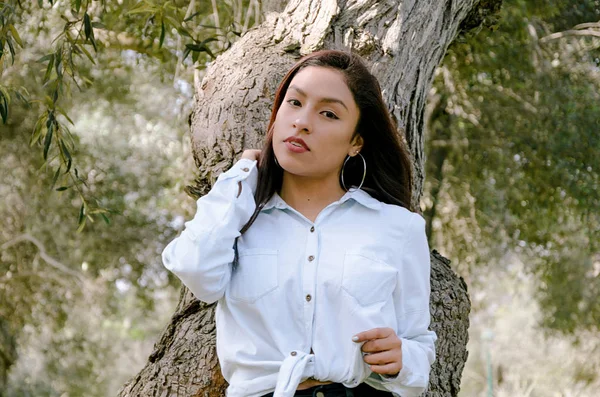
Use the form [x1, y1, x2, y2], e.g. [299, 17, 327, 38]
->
[162, 50, 437, 397]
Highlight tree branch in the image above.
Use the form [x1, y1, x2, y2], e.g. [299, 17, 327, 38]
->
[1, 234, 84, 283]
[540, 28, 600, 44]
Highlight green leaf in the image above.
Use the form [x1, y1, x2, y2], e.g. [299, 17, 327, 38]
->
[164, 15, 179, 28]
[74, 0, 81, 13]
[77, 204, 86, 233]
[89, 34, 97, 52]
[44, 54, 55, 82]
[55, 186, 69, 191]
[83, 13, 92, 39]
[91, 22, 106, 29]
[56, 107, 75, 125]
[37, 53, 54, 63]
[60, 123, 76, 148]
[185, 43, 204, 52]
[126, 3, 157, 15]
[0, 85, 11, 106]
[30, 115, 47, 146]
[15, 90, 31, 107]
[101, 213, 110, 225]
[55, 49, 63, 79]
[184, 11, 203, 22]
[159, 20, 165, 48]
[51, 165, 62, 190]
[6, 38, 15, 65]
[44, 120, 54, 160]
[0, 93, 7, 124]
[185, 40, 216, 60]
[182, 47, 191, 61]
[60, 139, 72, 162]
[0, 86, 10, 123]
[199, 37, 219, 45]
[177, 27, 193, 38]
[8, 25, 23, 47]
[84, 13, 92, 41]
[76, 44, 96, 64]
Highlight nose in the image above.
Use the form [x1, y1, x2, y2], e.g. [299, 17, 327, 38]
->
[292, 113, 311, 133]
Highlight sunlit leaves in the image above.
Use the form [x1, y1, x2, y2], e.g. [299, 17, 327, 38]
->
[1, 0, 261, 236]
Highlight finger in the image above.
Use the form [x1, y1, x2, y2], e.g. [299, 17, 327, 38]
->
[369, 362, 402, 376]
[362, 350, 397, 366]
[352, 327, 394, 343]
[361, 336, 401, 353]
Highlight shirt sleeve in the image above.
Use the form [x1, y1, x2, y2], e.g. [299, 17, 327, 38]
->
[161, 158, 258, 304]
[370, 213, 437, 397]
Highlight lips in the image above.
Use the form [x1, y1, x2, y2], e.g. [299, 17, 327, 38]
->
[284, 136, 310, 151]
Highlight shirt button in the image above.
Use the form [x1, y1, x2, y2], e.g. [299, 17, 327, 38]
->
[305, 294, 312, 302]
[290, 351, 297, 356]
[316, 393, 325, 397]
[241, 167, 249, 172]
[308, 255, 315, 262]
[310, 226, 315, 232]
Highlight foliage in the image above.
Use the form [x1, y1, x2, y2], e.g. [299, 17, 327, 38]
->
[0, 0, 260, 230]
[0, 0, 261, 395]
[424, 0, 600, 333]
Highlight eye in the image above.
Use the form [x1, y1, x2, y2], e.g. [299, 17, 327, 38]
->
[322, 110, 339, 120]
[287, 99, 301, 107]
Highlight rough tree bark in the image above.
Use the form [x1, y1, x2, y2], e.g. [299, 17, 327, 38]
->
[119, 0, 502, 396]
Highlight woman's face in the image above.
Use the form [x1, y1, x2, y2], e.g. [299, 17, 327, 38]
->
[272, 66, 362, 181]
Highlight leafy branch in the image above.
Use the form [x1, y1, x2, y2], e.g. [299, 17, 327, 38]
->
[0, 0, 259, 231]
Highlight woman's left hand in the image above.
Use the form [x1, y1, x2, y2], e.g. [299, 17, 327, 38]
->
[352, 327, 402, 376]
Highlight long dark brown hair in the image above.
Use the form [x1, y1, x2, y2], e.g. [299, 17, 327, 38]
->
[240, 50, 413, 234]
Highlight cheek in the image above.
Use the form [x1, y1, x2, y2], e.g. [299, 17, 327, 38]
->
[272, 111, 288, 139]
[320, 124, 355, 152]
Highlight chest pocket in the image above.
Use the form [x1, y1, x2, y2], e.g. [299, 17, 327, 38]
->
[230, 248, 279, 303]
[342, 251, 397, 306]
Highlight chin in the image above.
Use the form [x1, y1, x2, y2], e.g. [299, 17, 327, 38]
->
[275, 156, 308, 177]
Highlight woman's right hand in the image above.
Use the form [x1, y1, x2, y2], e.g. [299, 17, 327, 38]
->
[241, 149, 261, 162]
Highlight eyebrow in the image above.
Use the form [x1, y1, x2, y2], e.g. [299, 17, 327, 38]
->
[288, 85, 348, 111]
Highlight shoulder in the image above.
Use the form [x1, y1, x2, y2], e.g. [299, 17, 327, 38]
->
[348, 189, 425, 235]
[372, 202, 427, 249]
[379, 201, 424, 228]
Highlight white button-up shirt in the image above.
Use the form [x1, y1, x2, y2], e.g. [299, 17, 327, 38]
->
[162, 158, 437, 397]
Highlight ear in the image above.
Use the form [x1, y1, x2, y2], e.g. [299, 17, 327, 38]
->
[348, 134, 364, 156]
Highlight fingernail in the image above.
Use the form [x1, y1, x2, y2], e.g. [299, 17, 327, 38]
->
[352, 335, 359, 342]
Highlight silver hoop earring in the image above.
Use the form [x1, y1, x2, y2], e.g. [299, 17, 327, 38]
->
[274, 156, 280, 167]
[341, 153, 366, 192]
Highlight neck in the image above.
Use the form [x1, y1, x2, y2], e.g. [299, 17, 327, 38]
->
[280, 172, 346, 221]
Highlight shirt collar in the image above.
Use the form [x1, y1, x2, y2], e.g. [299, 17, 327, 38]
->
[261, 188, 382, 211]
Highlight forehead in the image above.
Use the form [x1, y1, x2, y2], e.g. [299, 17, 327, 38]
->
[287, 66, 353, 99]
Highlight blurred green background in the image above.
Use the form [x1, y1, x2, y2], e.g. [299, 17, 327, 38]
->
[1, 1, 598, 396]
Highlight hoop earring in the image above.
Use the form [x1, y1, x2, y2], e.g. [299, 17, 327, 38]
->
[274, 156, 280, 167]
[341, 152, 366, 192]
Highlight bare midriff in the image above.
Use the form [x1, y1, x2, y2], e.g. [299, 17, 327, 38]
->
[297, 348, 334, 390]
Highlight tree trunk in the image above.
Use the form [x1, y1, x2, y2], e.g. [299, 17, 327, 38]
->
[119, 0, 502, 396]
